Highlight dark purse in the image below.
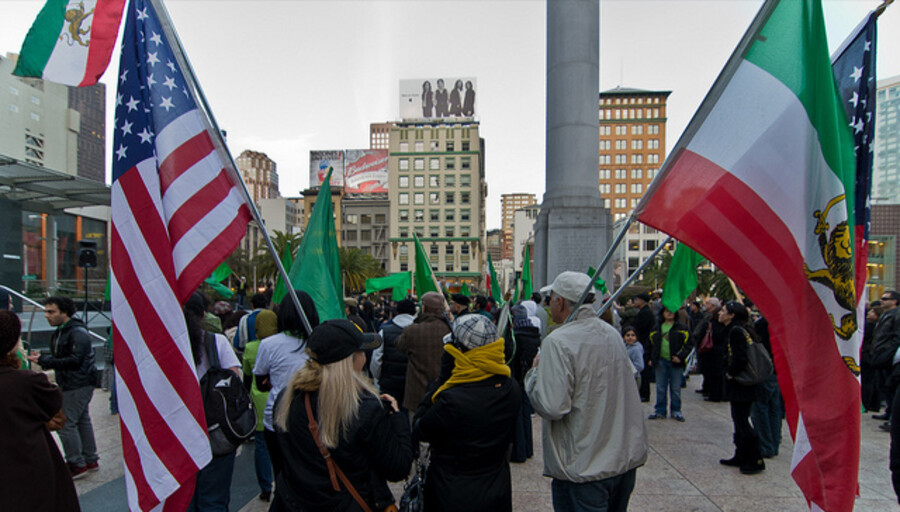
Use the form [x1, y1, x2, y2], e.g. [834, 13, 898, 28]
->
[698, 325, 714, 354]
[398, 448, 429, 512]
[733, 328, 774, 386]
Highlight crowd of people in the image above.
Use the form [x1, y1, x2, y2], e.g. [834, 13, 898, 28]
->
[5, 279, 900, 510]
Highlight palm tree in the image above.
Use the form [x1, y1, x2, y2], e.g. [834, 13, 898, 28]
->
[339, 247, 385, 294]
[635, 249, 672, 289]
[254, 230, 302, 284]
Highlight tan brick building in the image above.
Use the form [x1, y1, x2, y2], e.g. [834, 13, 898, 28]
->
[500, 193, 536, 260]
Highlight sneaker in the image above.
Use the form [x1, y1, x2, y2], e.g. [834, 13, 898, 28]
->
[672, 413, 685, 422]
[86, 462, 100, 472]
[648, 413, 665, 420]
[69, 464, 89, 480]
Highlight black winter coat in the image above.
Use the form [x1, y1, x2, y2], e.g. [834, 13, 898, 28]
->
[648, 321, 692, 366]
[273, 390, 413, 512]
[414, 375, 521, 512]
[378, 321, 408, 402]
[510, 325, 540, 384]
[37, 318, 96, 391]
[724, 323, 758, 403]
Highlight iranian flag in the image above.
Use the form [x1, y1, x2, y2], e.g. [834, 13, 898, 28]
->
[14, 0, 126, 86]
[635, 1, 860, 510]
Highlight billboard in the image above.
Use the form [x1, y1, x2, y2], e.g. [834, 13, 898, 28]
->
[309, 149, 389, 193]
[309, 150, 344, 188]
[400, 77, 477, 120]
[344, 150, 388, 193]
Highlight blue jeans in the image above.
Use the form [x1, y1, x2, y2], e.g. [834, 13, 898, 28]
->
[188, 451, 236, 512]
[551, 468, 637, 512]
[750, 374, 783, 457]
[254, 431, 273, 493]
[654, 359, 682, 416]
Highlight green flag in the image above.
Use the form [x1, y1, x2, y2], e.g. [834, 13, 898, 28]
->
[413, 234, 438, 296]
[204, 262, 234, 298]
[586, 267, 609, 294]
[521, 246, 533, 300]
[460, 283, 470, 297]
[510, 274, 520, 305]
[288, 169, 344, 321]
[661, 243, 705, 313]
[487, 253, 502, 303]
[272, 242, 293, 305]
[365, 272, 412, 301]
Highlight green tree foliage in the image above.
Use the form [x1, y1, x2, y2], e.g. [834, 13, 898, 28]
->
[253, 230, 302, 284]
[339, 247, 385, 294]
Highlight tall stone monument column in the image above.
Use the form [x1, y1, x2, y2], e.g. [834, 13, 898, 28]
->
[533, 0, 612, 289]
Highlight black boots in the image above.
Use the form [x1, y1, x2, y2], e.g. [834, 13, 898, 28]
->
[719, 434, 743, 466]
[720, 433, 766, 474]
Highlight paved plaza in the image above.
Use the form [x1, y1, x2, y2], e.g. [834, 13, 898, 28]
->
[69, 377, 897, 511]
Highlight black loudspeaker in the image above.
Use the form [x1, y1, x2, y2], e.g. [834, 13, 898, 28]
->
[77, 240, 98, 268]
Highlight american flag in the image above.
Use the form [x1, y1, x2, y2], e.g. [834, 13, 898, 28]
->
[111, 0, 251, 509]
[831, 11, 877, 302]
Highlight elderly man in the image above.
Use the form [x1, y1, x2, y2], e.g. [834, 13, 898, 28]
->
[526, 271, 647, 512]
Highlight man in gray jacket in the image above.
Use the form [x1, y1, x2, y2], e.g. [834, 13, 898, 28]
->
[525, 271, 647, 512]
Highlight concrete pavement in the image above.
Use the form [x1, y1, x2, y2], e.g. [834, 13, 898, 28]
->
[70, 378, 897, 511]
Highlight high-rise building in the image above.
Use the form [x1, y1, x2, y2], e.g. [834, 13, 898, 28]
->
[501, 193, 536, 260]
[387, 120, 487, 287]
[237, 150, 279, 202]
[513, 204, 540, 270]
[598, 87, 670, 221]
[599, 87, 671, 277]
[868, 204, 900, 299]
[342, 196, 390, 270]
[370, 122, 393, 150]
[486, 229, 503, 263]
[873, 75, 900, 204]
[68, 84, 105, 183]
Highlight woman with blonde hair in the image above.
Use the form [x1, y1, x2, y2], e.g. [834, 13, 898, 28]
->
[271, 319, 413, 511]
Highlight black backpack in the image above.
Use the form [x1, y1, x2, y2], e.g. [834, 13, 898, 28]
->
[199, 332, 257, 456]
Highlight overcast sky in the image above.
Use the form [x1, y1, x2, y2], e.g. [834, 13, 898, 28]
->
[2, 0, 898, 230]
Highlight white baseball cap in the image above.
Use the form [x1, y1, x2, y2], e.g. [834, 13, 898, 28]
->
[540, 271, 592, 303]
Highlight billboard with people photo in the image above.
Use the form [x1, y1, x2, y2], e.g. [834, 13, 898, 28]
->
[400, 77, 477, 120]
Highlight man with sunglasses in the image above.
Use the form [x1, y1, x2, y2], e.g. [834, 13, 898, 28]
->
[874, 290, 900, 503]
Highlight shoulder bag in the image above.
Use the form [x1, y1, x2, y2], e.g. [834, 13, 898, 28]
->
[698, 324, 714, 354]
[733, 328, 774, 386]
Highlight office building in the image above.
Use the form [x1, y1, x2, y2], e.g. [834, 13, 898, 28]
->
[370, 122, 393, 150]
[501, 193, 536, 260]
[486, 229, 503, 263]
[387, 120, 487, 287]
[513, 204, 540, 271]
[873, 75, 900, 204]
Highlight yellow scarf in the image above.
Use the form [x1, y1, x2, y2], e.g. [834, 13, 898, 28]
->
[432, 338, 511, 402]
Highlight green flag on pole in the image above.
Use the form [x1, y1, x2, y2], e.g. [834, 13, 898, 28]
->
[272, 242, 293, 305]
[521, 246, 533, 300]
[661, 243, 705, 313]
[288, 169, 344, 321]
[413, 234, 438, 296]
[586, 266, 609, 294]
[204, 262, 234, 298]
[487, 253, 502, 303]
[460, 283, 471, 297]
[365, 272, 412, 301]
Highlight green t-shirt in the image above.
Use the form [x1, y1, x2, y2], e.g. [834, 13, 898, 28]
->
[660, 322, 673, 360]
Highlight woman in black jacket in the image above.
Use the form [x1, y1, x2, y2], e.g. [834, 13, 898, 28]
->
[414, 314, 521, 512]
[647, 307, 692, 421]
[718, 301, 766, 475]
[271, 319, 413, 511]
[509, 304, 541, 463]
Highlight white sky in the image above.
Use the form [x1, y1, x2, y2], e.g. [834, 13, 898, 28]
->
[2, 0, 899, 230]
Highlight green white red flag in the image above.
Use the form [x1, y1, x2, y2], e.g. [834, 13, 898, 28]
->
[14, 0, 126, 86]
[635, 1, 860, 510]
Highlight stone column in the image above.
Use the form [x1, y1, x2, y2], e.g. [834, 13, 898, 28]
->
[534, 0, 612, 289]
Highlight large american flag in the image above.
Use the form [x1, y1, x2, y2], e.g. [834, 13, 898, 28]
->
[111, 0, 251, 509]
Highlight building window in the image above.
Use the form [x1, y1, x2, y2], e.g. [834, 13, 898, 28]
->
[445, 244, 455, 255]
[9, 104, 19, 113]
[631, 169, 642, 179]
[414, 226, 425, 236]
[399, 193, 409, 205]
[615, 169, 626, 179]
[445, 227, 455, 237]
[631, 154, 643, 164]
[599, 155, 611, 164]
[615, 184, 626, 194]
[375, 214, 386, 224]
[603, 198, 611, 208]
[429, 175, 440, 187]
[446, 141, 455, 152]
[648, 154, 660, 164]
[414, 193, 424, 205]
[615, 155, 627, 164]
[400, 263, 408, 271]
[615, 198, 627, 208]
[460, 192, 471, 205]
[414, 158, 424, 170]
[631, 183, 643, 194]
[460, 175, 471, 187]
[632, 125, 643, 135]
[445, 175, 456, 187]
[446, 158, 456, 170]
[648, 139, 659, 149]
[600, 126, 611, 135]
[461, 158, 471, 170]
[30, 112, 40, 121]
[430, 140, 439, 151]
[344, 231, 357, 241]
[462, 141, 470, 151]
[631, 140, 643, 150]
[628, 240, 640, 251]
[644, 239, 658, 251]
[414, 175, 425, 187]
[414, 210, 424, 222]
[615, 126, 626, 135]
[414, 141, 424, 152]
[648, 125, 659, 134]
[361, 231, 371, 241]
[600, 184, 611, 194]
[460, 225, 471, 237]
[399, 210, 409, 222]
[599, 169, 611, 180]
[346, 214, 359, 225]
[599, 140, 611, 150]
[615, 140, 626, 150]
[461, 244, 470, 255]
[399, 159, 409, 170]
[460, 209, 470, 221]
[429, 226, 440, 237]
[9, 86, 18, 95]
[360, 214, 371, 225]
[647, 168, 658, 179]
[445, 209, 455, 222]
[631, 198, 639, 208]
[430, 158, 440, 170]
[399, 142, 409, 152]
[445, 192, 455, 204]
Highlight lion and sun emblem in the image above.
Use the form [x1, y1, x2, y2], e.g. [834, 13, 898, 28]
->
[60, 1, 94, 47]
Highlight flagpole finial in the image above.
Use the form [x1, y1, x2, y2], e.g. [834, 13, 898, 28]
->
[875, 0, 894, 17]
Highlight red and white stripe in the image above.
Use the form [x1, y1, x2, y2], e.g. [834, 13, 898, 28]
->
[111, 108, 250, 510]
